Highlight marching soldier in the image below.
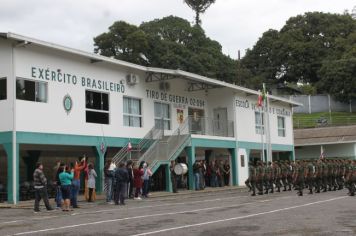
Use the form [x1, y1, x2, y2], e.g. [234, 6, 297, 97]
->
[315, 159, 322, 193]
[248, 162, 257, 196]
[265, 162, 273, 194]
[286, 161, 293, 191]
[293, 160, 304, 196]
[256, 161, 264, 195]
[306, 160, 315, 194]
[274, 161, 282, 192]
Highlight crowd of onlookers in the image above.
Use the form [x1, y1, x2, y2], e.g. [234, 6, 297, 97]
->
[193, 159, 231, 190]
[32, 156, 230, 212]
[104, 160, 153, 204]
[33, 155, 97, 212]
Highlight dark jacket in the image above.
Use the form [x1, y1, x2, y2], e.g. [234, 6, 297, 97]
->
[115, 167, 129, 183]
[127, 167, 134, 182]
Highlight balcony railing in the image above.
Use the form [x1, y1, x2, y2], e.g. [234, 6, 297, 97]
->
[188, 116, 235, 137]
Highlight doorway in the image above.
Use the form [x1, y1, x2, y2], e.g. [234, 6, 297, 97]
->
[213, 108, 228, 136]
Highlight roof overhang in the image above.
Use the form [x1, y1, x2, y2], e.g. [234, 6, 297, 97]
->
[0, 32, 302, 107]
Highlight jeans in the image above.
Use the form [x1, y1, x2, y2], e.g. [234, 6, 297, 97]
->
[34, 187, 52, 211]
[142, 179, 150, 197]
[194, 173, 200, 190]
[55, 186, 63, 208]
[210, 175, 218, 187]
[71, 179, 80, 207]
[106, 178, 113, 202]
[114, 181, 127, 204]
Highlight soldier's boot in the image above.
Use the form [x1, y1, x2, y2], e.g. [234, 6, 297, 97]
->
[277, 186, 280, 192]
[308, 189, 313, 194]
[283, 186, 287, 191]
[288, 185, 292, 191]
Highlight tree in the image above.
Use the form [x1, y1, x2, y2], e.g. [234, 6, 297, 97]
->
[93, 16, 237, 82]
[183, 0, 216, 25]
[317, 32, 356, 101]
[94, 21, 149, 65]
[240, 12, 356, 96]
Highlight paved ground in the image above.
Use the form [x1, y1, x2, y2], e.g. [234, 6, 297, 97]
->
[0, 188, 355, 236]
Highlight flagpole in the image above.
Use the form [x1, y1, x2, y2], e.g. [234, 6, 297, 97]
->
[260, 107, 265, 162]
[266, 92, 272, 162]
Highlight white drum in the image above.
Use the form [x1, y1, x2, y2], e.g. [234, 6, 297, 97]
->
[174, 163, 188, 175]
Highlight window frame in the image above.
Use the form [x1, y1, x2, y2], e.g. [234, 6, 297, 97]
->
[255, 111, 265, 135]
[277, 116, 286, 137]
[123, 96, 142, 128]
[154, 101, 171, 130]
[85, 89, 110, 125]
[16, 77, 48, 103]
[0, 77, 7, 100]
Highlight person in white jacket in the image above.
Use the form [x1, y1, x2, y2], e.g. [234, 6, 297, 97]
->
[87, 163, 97, 202]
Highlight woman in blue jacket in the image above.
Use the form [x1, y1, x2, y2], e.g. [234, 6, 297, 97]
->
[59, 166, 74, 211]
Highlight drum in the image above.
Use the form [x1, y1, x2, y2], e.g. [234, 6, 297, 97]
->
[174, 163, 188, 175]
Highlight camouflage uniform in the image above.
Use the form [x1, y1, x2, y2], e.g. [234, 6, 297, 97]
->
[294, 161, 305, 196]
[248, 163, 257, 196]
[274, 162, 282, 192]
[306, 160, 315, 194]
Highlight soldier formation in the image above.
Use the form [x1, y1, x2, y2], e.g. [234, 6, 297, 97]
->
[245, 159, 356, 197]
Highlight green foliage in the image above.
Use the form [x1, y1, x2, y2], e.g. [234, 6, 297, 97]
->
[94, 16, 236, 82]
[241, 12, 356, 100]
[299, 84, 317, 95]
[94, 21, 149, 65]
[183, 0, 216, 25]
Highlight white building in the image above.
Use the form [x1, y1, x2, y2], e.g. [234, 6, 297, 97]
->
[0, 33, 299, 204]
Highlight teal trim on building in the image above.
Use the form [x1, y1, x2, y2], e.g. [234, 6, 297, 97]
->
[165, 164, 173, 192]
[185, 146, 195, 190]
[3, 142, 19, 204]
[191, 138, 236, 149]
[228, 148, 238, 186]
[0, 131, 13, 144]
[94, 145, 104, 193]
[237, 141, 294, 152]
[16, 131, 139, 147]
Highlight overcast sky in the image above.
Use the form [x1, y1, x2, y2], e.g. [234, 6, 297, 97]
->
[0, 0, 355, 58]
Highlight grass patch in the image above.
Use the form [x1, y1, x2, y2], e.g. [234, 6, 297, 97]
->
[293, 112, 356, 128]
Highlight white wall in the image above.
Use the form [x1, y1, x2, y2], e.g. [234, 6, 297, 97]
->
[0, 39, 13, 132]
[235, 92, 294, 146]
[0, 41, 296, 146]
[237, 148, 248, 186]
[13, 45, 208, 138]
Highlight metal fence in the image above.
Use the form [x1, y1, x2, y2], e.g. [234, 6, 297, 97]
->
[282, 95, 356, 114]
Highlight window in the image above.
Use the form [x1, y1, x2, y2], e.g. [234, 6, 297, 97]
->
[16, 78, 47, 102]
[123, 97, 142, 127]
[255, 111, 264, 135]
[278, 116, 286, 137]
[86, 90, 109, 124]
[0, 78, 6, 100]
[154, 102, 171, 130]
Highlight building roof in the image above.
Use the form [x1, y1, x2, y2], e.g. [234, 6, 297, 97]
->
[294, 125, 356, 146]
[0, 32, 301, 107]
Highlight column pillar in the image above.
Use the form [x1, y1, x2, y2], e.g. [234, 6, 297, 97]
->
[165, 164, 172, 192]
[94, 145, 105, 194]
[228, 148, 238, 186]
[185, 146, 195, 190]
[4, 142, 19, 204]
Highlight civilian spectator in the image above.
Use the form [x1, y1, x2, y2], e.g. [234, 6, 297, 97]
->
[59, 165, 74, 212]
[87, 163, 97, 202]
[33, 162, 53, 213]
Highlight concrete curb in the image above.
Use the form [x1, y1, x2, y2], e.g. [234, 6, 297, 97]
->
[0, 186, 247, 209]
